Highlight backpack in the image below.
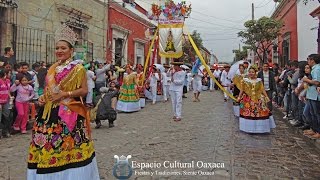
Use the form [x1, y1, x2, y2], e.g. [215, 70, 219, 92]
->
[89, 93, 105, 122]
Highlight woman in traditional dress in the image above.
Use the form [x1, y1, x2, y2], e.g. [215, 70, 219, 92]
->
[116, 64, 141, 112]
[232, 64, 246, 117]
[27, 24, 99, 179]
[237, 65, 276, 133]
[136, 64, 145, 108]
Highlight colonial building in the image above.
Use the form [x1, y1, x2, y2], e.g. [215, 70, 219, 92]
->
[0, 0, 107, 65]
[107, 0, 156, 67]
[272, 0, 298, 66]
[309, 4, 320, 54]
[298, 0, 319, 60]
[200, 47, 211, 64]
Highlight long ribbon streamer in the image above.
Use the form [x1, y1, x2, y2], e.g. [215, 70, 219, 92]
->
[186, 27, 236, 101]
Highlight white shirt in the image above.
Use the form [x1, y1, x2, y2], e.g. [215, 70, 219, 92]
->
[220, 70, 231, 86]
[149, 72, 159, 87]
[87, 70, 95, 89]
[213, 69, 221, 78]
[162, 72, 171, 86]
[169, 70, 186, 92]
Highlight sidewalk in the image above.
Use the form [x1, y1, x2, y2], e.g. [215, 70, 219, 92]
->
[273, 103, 320, 150]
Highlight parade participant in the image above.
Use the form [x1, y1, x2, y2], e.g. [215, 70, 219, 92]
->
[237, 65, 276, 133]
[136, 64, 145, 107]
[209, 66, 215, 91]
[27, 24, 99, 179]
[213, 65, 221, 90]
[149, 66, 159, 104]
[192, 61, 203, 102]
[232, 64, 246, 117]
[162, 64, 171, 102]
[220, 64, 232, 102]
[169, 59, 186, 121]
[116, 64, 141, 112]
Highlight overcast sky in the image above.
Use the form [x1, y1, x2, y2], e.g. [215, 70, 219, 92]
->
[136, 0, 277, 63]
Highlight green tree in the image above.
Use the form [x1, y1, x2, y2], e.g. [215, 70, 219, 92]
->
[303, 0, 320, 4]
[182, 30, 203, 63]
[238, 16, 282, 64]
[233, 46, 250, 61]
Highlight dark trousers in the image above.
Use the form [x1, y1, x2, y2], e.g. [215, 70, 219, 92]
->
[266, 90, 273, 112]
[308, 99, 320, 133]
[303, 100, 312, 125]
[0, 103, 12, 134]
[291, 92, 299, 121]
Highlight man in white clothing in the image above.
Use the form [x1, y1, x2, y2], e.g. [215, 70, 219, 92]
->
[212, 65, 221, 91]
[162, 64, 171, 102]
[149, 66, 160, 104]
[192, 68, 203, 102]
[86, 65, 96, 107]
[220, 64, 232, 102]
[169, 59, 186, 121]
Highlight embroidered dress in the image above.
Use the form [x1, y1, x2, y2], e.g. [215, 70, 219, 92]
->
[116, 73, 141, 112]
[27, 60, 99, 180]
[136, 72, 145, 108]
[232, 73, 245, 117]
[238, 78, 276, 133]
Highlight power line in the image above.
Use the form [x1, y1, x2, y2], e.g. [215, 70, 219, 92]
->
[255, 0, 272, 8]
[187, 17, 245, 30]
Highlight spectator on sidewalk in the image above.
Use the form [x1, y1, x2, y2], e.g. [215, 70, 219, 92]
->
[295, 63, 312, 130]
[10, 75, 35, 134]
[302, 54, 320, 139]
[258, 63, 276, 112]
[16, 62, 33, 86]
[86, 65, 96, 107]
[0, 47, 15, 66]
[0, 68, 12, 138]
[37, 62, 47, 96]
[287, 61, 300, 126]
[95, 62, 110, 95]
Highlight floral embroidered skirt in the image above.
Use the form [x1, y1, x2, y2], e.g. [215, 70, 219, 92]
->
[27, 106, 99, 179]
[239, 94, 276, 133]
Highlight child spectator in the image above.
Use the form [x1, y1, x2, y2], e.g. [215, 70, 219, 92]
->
[10, 75, 35, 134]
[0, 68, 12, 138]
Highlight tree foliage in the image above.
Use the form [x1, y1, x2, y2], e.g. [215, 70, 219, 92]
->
[303, 0, 320, 4]
[238, 16, 282, 63]
[233, 46, 250, 61]
[182, 30, 203, 63]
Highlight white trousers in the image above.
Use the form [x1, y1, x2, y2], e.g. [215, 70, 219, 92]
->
[223, 86, 232, 99]
[163, 85, 170, 101]
[150, 85, 157, 103]
[170, 90, 182, 118]
[86, 88, 94, 104]
[209, 78, 215, 90]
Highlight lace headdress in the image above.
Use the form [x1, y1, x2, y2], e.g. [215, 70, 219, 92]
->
[55, 24, 78, 47]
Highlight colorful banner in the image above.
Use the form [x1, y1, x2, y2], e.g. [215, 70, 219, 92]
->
[159, 23, 183, 58]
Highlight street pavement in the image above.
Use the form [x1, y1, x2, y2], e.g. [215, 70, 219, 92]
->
[0, 90, 320, 180]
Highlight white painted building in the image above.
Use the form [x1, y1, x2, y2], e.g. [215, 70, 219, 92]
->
[297, 0, 319, 61]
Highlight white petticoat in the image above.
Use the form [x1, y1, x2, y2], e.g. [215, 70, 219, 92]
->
[116, 100, 141, 112]
[239, 115, 276, 133]
[27, 157, 100, 180]
[233, 105, 239, 117]
[139, 98, 145, 108]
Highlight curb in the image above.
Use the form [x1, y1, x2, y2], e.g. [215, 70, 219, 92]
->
[273, 106, 320, 150]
